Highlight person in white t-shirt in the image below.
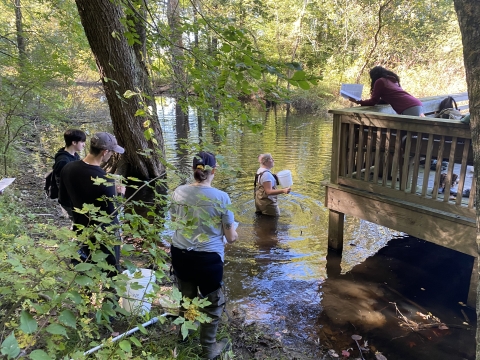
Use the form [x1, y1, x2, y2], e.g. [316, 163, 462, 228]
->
[254, 153, 291, 216]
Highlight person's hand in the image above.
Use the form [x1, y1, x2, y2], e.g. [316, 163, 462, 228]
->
[284, 187, 291, 194]
[348, 97, 359, 104]
[116, 185, 126, 196]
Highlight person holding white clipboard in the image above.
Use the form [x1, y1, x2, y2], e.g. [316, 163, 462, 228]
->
[348, 66, 425, 117]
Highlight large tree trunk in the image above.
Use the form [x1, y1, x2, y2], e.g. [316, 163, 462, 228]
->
[452, 1, 480, 359]
[75, 0, 166, 182]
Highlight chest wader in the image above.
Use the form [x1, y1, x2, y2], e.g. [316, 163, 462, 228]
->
[254, 171, 280, 216]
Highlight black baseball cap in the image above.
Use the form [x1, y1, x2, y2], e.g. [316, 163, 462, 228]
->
[193, 151, 216, 169]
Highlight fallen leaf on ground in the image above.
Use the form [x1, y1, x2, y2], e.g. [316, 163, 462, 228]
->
[341, 349, 350, 357]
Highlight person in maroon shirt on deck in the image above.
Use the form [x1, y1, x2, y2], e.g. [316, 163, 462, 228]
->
[349, 66, 425, 117]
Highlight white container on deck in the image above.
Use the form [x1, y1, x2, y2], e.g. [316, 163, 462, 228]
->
[277, 170, 293, 188]
[121, 268, 156, 315]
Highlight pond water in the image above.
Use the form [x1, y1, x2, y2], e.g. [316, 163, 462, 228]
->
[157, 100, 476, 360]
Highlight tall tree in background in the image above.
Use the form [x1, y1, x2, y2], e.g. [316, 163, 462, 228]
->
[74, 0, 166, 181]
[452, 1, 480, 358]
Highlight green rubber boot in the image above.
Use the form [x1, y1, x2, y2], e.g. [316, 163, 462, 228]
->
[199, 287, 231, 359]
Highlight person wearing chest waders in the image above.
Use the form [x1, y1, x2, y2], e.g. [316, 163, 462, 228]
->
[170, 151, 239, 359]
[254, 153, 291, 216]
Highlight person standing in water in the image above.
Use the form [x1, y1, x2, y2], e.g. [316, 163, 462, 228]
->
[254, 153, 291, 216]
[349, 66, 425, 116]
[170, 151, 238, 359]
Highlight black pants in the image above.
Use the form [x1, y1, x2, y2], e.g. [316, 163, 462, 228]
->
[171, 245, 223, 296]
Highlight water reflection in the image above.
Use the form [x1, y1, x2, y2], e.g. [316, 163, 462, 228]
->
[252, 214, 279, 251]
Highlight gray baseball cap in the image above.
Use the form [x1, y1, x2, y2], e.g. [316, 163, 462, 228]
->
[91, 132, 125, 154]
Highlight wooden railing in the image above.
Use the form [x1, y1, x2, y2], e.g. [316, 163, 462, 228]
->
[328, 94, 474, 222]
[326, 93, 476, 306]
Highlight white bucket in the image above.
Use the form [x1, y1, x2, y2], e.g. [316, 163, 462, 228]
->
[277, 170, 293, 188]
[121, 268, 156, 315]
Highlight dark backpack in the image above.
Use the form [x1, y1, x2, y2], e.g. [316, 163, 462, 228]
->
[44, 171, 58, 199]
[254, 170, 279, 197]
[436, 96, 459, 119]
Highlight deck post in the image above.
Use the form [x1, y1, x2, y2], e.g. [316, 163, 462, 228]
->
[467, 255, 477, 308]
[328, 209, 344, 251]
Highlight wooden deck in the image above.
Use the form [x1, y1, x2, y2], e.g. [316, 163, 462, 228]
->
[325, 93, 476, 305]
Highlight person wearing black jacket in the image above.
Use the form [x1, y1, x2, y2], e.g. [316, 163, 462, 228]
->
[59, 132, 125, 275]
[53, 129, 86, 220]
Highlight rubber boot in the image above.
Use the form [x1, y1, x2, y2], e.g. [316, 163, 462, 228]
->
[176, 277, 199, 342]
[199, 287, 230, 359]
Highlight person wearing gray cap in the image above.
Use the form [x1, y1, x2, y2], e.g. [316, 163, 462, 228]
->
[59, 132, 125, 276]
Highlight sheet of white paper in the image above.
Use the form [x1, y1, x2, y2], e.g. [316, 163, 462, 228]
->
[340, 83, 364, 101]
[0, 178, 15, 193]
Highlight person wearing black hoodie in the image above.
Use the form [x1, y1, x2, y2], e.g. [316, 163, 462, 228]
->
[53, 129, 86, 220]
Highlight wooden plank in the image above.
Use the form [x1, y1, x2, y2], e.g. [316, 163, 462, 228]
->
[356, 125, 365, 180]
[401, 131, 412, 191]
[391, 129, 402, 189]
[373, 128, 382, 183]
[410, 132, 423, 194]
[421, 134, 434, 197]
[444, 137, 457, 202]
[327, 113, 471, 138]
[325, 185, 476, 256]
[382, 129, 391, 187]
[330, 114, 342, 184]
[340, 122, 349, 176]
[431, 136, 445, 200]
[468, 176, 476, 209]
[347, 123, 355, 178]
[456, 139, 471, 206]
[364, 127, 373, 182]
[337, 177, 476, 220]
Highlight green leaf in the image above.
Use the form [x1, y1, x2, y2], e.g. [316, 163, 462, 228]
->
[75, 275, 93, 286]
[134, 109, 146, 117]
[67, 291, 83, 304]
[29, 349, 53, 360]
[130, 336, 141, 347]
[137, 324, 147, 334]
[290, 70, 306, 81]
[220, 43, 231, 53]
[74, 263, 93, 272]
[19, 311, 38, 334]
[59, 310, 77, 329]
[119, 340, 131, 352]
[46, 323, 67, 337]
[1, 332, 20, 359]
[123, 90, 137, 99]
[297, 80, 310, 90]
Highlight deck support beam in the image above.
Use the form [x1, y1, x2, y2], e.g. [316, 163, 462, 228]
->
[328, 209, 344, 251]
[467, 256, 477, 308]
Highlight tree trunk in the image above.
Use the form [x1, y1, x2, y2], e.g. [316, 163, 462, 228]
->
[14, 0, 26, 66]
[74, 0, 166, 182]
[452, 1, 480, 359]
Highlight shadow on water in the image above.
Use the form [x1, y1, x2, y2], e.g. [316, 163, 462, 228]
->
[156, 99, 475, 359]
[321, 237, 475, 360]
